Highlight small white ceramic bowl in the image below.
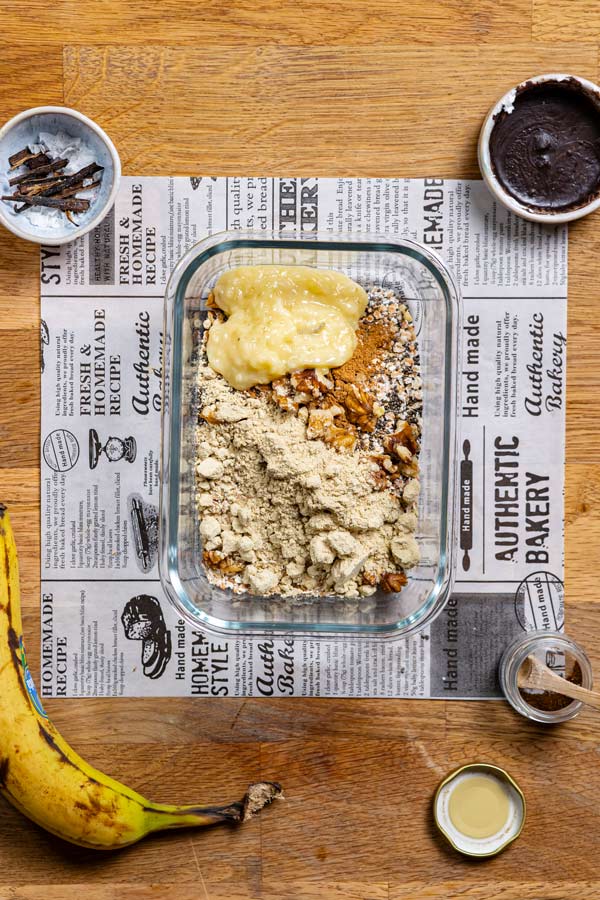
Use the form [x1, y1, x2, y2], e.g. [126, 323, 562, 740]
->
[0, 106, 121, 245]
[478, 73, 600, 224]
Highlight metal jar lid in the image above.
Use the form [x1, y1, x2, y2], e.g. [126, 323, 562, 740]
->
[433, 763, 526, 858]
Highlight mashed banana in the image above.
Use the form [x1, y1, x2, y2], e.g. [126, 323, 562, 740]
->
[206, 265, 368, 389]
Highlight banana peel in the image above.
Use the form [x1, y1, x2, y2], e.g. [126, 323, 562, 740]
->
[0, 502, 282, 849]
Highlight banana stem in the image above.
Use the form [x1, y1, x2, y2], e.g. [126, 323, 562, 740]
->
[145, 781, 283, 834]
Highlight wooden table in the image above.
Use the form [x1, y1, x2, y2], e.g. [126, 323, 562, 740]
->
[2, 2, 600, 898]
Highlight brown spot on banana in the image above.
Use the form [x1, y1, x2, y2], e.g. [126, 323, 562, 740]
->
[86, 789, 115, 817]
[7, 626, 19, 653]
[37, 722, 75, 767]
[1, 543, 12, 614]
[0, 758, 9, 789]
[36, 724, 146, 816]
[73, 798, 120, 829]
[6, 627, 30, 705]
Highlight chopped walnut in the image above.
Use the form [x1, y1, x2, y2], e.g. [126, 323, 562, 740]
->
[380, 571, 408, 593]
[398, 458, 419, 479]
[272, 393, 299, 413]
[290, 369, 326, 399]
[220, 559, 246, 575]
[203, 549, 245, 575]
[368, 453, 400, 489]
[361, 569, 379, 586]
[339, 383, 379, 432]
[307, 405, 357, 450]
[327, 425, 357, 451]
[203, 549, 223, 567]
[384, 421, 420, 457]
[200, 407, 220, 424]
[307, 405, 344, 438]
[371, 467, 389, 490]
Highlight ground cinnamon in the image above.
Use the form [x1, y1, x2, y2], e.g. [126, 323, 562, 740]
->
[333, 319, 397, 384]
[519, 658, 583, 711]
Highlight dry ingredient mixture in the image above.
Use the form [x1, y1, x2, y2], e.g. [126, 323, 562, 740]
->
[195, 280, 423, 599]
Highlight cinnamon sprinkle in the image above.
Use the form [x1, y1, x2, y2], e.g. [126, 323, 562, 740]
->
[334, 319, 398, 384]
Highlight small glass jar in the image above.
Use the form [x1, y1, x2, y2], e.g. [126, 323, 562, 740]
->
[499, 631, 593, 724]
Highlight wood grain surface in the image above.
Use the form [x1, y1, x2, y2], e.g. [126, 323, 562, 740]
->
[1, 3, 600, 899]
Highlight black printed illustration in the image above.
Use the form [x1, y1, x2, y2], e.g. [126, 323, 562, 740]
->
[514, 572, 564, 632]
[40, 320, 49, 373]
[89, 428, 137, 468]
[190, 176, 218, 190]
[42, 429, 80, 472]
[460, 440, 473, 571]
[128, 493, 159, 573]
[121, 595, 172, 680]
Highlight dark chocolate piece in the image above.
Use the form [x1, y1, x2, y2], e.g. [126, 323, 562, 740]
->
[489, 79, 600, 212]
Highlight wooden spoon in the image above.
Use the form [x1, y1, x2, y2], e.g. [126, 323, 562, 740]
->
[517, 655, 600, 711]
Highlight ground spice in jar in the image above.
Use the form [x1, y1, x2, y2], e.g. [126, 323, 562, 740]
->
[519, 658, 583, 711]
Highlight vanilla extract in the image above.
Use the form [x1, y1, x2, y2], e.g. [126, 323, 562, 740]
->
[3, 143, 103, 224]
[8, 149, 51, 171]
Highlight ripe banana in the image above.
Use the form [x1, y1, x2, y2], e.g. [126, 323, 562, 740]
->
[0, 503, 281, 849]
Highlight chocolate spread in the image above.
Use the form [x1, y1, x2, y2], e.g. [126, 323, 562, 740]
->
[489, 79, 600, 212]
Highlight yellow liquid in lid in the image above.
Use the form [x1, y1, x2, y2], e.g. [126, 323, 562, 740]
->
[448, 774, 511, 839]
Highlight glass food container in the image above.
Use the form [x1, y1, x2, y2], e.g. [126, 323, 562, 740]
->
[160, 231, 461, 640]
